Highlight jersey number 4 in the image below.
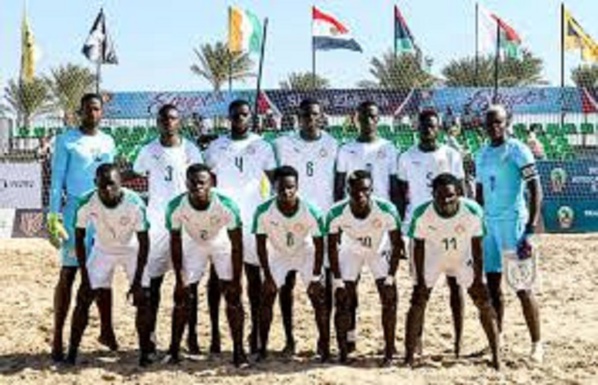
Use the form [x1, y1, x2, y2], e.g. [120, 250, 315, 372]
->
[235, 157, 244, 173]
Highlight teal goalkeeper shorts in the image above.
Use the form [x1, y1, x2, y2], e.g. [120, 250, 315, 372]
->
[60, 195, 95, 267]
[483, 218, 525, 274]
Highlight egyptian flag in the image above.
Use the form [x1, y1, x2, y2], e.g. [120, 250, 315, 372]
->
[312, 7, 362, 52]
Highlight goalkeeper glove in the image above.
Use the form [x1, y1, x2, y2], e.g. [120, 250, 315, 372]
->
[47, 213, 69, 248]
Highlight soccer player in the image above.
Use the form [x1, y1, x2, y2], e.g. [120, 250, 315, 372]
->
[204, 99, 276, 354]
[48, 93, 117, 362]
[397, 109, 467, 356]
[131, 104, 203, 354]
[165, 164, 248, 367]
[327, 170, 404, 365]
[66, 164, 152, 366]
[334, 100, 399, 352]
[253, 166, 329, 362]
[404, 173, 500, 370]
[475, 105, 543, 363]
[272, 98, 338, 355]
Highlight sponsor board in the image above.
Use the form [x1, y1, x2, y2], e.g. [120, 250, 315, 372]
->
[0, 163, 42, 209]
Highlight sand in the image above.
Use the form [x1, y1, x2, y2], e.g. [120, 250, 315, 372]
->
[0, 234, 597, 384]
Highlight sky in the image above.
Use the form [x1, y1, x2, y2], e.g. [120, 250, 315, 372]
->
[1, 0, 597, 92]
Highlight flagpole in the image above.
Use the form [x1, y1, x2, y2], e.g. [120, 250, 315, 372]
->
[228, 7, 233, 93]
[254, 17, 268, 132]
[312, 7, 316, 89]
[493, 19, 500, 103]
[475, 2, 479, 87]
[393, 5, 398, 58]
[560, 2, 565, 127]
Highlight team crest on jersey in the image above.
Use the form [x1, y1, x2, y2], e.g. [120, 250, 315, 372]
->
[210, 215, 221, 226]
[373, 218, 383, 229]
[293, 223, 305, 232]
[319, 148, 328, 158]
[454, 224, 465, 234]
[377, 150, 386, 159]
[120, 216, 131, 226]
[246, 145, 256, 155]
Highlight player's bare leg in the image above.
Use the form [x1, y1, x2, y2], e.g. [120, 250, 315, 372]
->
[468, 284, 500, 370]
[207, 265, 222, 354]
[222, 280, 249, 368]
[279, 271, 297, 355]
[447, 276, 464, 357]
[376, 279, 398, 366]
[307, 281, 330, 363]
[404, 284, 431, 367]
[167, 286, 190, 363]
[334, 282, 356, 364]
[65, 283, 96, 365]
[258, 276, 278, 360]
[96, 288, 118, 351]
[148, 275, 164, 353]
[486, 273, 504, 333]
[133, 288, 154, 367]
[52, 267, 77, 362]
[187, 282, 200, 355]
[517, 289, 542, 362]
[244, 263, 262, 354]
[348, 276, 360, 353]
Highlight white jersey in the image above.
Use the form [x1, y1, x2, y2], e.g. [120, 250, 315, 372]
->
[252, 197, 325, 256]
[165, 191, 242, 245]
[133, 138, 203, 217]
[336, 138, 398, 200]
[326, 197, 401, 255]
[274, 132, 338, 211]
[398, 144, 464, 224]
[408, 198, 484, 268]
[204, 133, 276, 224]
[75, 188, 149, 255]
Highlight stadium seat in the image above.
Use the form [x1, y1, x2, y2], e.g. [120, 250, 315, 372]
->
[33, 126, 46, 138]
[580, 123, 595, 134]
[563, 123, 577, 134]
[546, 123, 560, 136]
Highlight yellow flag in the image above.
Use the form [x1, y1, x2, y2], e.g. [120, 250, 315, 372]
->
[564, 8, 598, 63]
[20, 11, 36, 82]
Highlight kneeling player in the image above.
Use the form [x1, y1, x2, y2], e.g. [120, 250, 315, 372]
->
[166, 164, 248, 367]
[327, 170, 405, 366]
[404, 173, 500, 369]
[253, 166, 329, 361]
[66, 164, 153, 366]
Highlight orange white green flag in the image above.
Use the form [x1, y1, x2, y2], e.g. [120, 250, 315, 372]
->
[228, 6, 263, 54]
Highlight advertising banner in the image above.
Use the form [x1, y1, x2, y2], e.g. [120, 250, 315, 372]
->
[0, 163, 42, 209]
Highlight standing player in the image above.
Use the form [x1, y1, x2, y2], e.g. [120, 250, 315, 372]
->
[165, 164, 248, 367]
[66, 164, 152, 366]
[204, 99, 276, 354]
[404, 173, 500, 369]
[131, 104, 203, 354]
[327, 170, 404, 365]
[48, 93, 117, 362]
[272, 98, 338, 355]
[334, 100, 399, 352]
[475, 104, 543, 363]
[397, 109, 467, 357]
[253, 166, 329, 362]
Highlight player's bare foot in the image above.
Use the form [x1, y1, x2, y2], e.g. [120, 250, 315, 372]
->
[380, 356, 395, 367]
[233, 352, 251, 369]
[281, 341, 295, 357]
[98, 333, 119, 351]
[187, 336, 200, 355]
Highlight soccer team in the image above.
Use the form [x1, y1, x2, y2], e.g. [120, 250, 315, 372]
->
[47, 93, 543, 370]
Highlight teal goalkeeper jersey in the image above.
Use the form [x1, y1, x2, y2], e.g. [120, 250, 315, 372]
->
[49, 128, 116, 213]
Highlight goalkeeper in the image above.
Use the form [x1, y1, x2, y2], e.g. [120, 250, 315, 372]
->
[48, 93, 117, 362]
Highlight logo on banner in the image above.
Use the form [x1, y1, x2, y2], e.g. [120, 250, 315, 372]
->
[557, 206, 574, 229]
[18, 211, 44, 237]
[550, 168, 567, 193]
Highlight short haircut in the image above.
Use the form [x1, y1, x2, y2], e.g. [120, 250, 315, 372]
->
[347, 169, 372, 188]
[274, 165, 299, 183]
[186, 163, 212, 179]
[486, 104, 508, 118]
[228, 99, 251, 115]
[299, 98, 320, 113]
[357, 100, 378, 115]
[80, 93, 103, 107]
[431, 173, 461, 192]
[96, 163, 119, 179]
[158, 103, 178, 117]
[418, 109, 439, 124]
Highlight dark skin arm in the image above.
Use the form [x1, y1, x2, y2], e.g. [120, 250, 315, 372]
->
[132, 231, 149, 288]
[256, 233, 271, 281]
[471, 236, 484, 284]
[228, 227, 244, 288]
[413, 239, 426, 287]
[525, 178, 543, 233]
[75, 228, 90, 286]
[312, 236, 325, 276]
[390, 175, 401, 212]
[396, 179, 409, 220]
[170, 229, 186, 302]
[328, 232, 342, 279]
[475, 182, 484, 207]
[387, 229, 404, 276]
[334, 172, 346, 202]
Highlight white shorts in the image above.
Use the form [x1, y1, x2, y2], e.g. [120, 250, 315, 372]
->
[267, 246, 317, 289]
[182, 236, 233, 285]
[87, 245, 147, 289]
[338, 246, 390, 282]
[408, 239, 461, 282]
[413, 254, 475, 289]
[144, 225, 172, 280]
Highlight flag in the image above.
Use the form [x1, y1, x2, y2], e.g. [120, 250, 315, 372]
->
[564, 8, 598, 63]
[394, 5, 416, 54]
[228, 6, 263, 54]
[82, 9, 118, 64]
[312, 7, 362, 52]
[478, 6, 522, 59]
[20, 10, 37, 82]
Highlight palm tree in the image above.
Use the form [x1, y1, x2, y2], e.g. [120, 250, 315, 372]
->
[46, 64, 95, 124]
[571, 64, 598, 88]
[358, 51, 436, 89]
[442, 49, 546, 87]
[190, 41, 255, 91]
[4, 77, 54, 128]
[279, 72, 330, 90]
